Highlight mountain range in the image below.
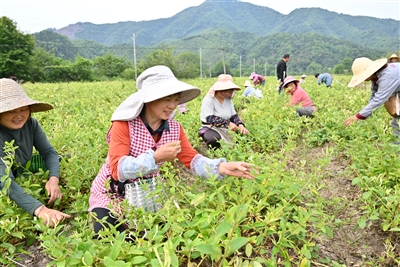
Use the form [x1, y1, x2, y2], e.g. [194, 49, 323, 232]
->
[33, 0, 398, 75]
[54, 0, 399, 52]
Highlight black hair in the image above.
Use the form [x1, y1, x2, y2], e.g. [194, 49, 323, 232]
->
[314, 73, 320, 78]
[283, 54, 290, 59]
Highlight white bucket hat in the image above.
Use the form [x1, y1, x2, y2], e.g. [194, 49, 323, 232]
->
[244, 80, 252, 87]
[389, 54, 398, 59]
[0, 78, 53, 113]
[347, 57, 387, 87]
[111, 65, 200, 121]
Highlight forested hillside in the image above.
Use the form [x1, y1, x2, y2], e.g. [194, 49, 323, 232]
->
[33, 29, 385, 75]
[53, 1, 399, 51]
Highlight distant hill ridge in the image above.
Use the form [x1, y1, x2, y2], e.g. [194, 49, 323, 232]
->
[54, 1, 399, 51]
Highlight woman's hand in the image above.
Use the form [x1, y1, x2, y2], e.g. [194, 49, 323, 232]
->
[46, 176, 62, 204]
[154, 141, 181, 163]
[238, 124, 250, 134]
[344, 115, 359, 126]
[218, 162, 256, 180]
[34, 205, 71, 226]
[229, 122, 238, 131]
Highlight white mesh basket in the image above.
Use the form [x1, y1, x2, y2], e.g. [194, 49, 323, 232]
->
[124, 177, 161, 212]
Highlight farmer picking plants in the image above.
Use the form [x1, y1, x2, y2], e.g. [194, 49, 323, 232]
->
[282, 76, 316, 118]
[88, 65, 255, 236]
[0, 78, 71, 226]
[198, 74, 251, 149]
[344, 57, 400, 145]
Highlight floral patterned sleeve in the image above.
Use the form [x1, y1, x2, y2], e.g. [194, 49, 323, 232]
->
[230, 114, 244, 126]
[206, 115, 229, 128]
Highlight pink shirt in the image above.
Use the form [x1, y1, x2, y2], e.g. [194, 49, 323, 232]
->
[289, 86, 315, 110]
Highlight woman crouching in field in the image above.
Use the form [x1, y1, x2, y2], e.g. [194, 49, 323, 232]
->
[88, 65, 255, 236]
[282, 76, 316, 118]
[0, 78, 70, 226]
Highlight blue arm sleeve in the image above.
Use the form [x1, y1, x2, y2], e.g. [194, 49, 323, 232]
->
[117, 149, 159, 182]
[191, 154, 227, 180]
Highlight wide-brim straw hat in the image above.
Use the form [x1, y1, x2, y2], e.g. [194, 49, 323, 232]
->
[111, 65, 200, 121]
[389, 54, 398, 59]
[348, 57, 387, 87]
[301, 74, 307, 78]
[212, 74, 241, 91]
[282, 76, 299, 89]
[244, 80, 252, 87]
[0, 78, 53, 114]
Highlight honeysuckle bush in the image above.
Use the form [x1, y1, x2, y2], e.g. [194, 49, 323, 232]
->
[0, 77, 399, 266]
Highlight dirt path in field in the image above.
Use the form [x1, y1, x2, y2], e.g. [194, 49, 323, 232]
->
[287, 144, 400, 266]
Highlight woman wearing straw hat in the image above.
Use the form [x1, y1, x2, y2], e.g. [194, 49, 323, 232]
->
[344, 57, 400, 141]
[249, 72, 265, 87]
[282, 76, 316, 118]
[242, 80, 263, 99]
[299, 74, 307, 84]
[88, 66, 255, 235]
[389, 54, 398, 63]
[198, 74, 250, 149]
[0, 78, 71, 226]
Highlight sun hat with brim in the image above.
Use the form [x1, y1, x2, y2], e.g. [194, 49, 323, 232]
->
[347, 57, 387, 88]
[244, 80, 253, 87]
[0, 78, 53, 113]
[389, 54, 398, 59]
[212, 74, 241, 91]
[111, 65, 200, 121]
[301, 74, 307, 78]
[281, 76, 299, 89]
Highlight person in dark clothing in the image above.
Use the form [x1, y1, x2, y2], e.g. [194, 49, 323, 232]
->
[0, 78, 71, 226]
[277, 54, 290, 93]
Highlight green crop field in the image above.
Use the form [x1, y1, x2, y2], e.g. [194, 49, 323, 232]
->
[1, 76, 399, 266]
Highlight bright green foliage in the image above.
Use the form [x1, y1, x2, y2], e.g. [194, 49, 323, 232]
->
[93, 52, 132, 79]
[1, 77, 399, 266]
[0, 16, 35, 80]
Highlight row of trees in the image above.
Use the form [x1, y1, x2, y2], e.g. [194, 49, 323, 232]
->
[2, 17, 225, 82]
[2, 16, 396, 83]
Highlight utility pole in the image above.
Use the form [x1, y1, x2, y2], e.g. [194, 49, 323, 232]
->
[199, 48, 203, 78]
[131, 33, 137, 80]
[239, 55, 242, 77]
[221, 47, 226, 74]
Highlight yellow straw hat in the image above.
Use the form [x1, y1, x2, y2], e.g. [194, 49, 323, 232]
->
[0, 78, 53, 113]
[347, 57, 387, 87]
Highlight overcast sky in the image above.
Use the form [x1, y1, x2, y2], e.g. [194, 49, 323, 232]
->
[1, 0, 399, 34]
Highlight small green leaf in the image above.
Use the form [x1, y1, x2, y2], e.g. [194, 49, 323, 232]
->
[215, 222, 232, 237]
[358, 218, 366, 229]
[228, 237, 248, 255]
[245, 243, 253, 257]
[362, 191, 372, 199]
[351, 177, 360, 185]
[196, 244, 218, 254]
[82, 251, 93, 266]
[190, 193, 206, 206]
[131, 256, 147, 264]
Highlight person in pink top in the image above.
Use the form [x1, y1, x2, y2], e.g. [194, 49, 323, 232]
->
[282, 76, 316, 118]
[249, 72, 265, 87]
